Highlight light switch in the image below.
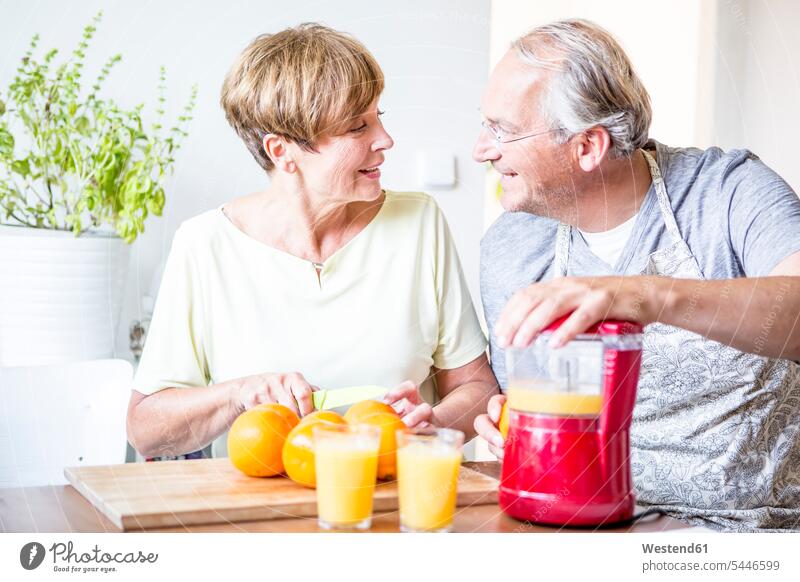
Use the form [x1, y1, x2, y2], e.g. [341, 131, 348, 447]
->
[417, 150, 456, 189]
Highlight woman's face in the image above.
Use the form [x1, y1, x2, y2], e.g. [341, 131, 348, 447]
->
[292, 99, 394, 204]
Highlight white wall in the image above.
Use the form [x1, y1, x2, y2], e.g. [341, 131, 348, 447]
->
[0, 0, 491, 362]
[711, 0, 800, 192]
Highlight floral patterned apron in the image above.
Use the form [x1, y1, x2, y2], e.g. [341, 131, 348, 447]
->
[554, 150, 800, 531]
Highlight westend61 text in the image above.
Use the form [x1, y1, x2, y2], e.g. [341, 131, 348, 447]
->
[642, 543, 708, 554]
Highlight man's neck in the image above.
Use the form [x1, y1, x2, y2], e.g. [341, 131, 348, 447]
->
[573, 149, 652, 233]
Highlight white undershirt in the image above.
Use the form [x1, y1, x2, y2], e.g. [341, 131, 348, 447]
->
[577, 211, 639, 268]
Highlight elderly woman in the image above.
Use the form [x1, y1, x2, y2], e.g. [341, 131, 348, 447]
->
[127, 23, 498, 458]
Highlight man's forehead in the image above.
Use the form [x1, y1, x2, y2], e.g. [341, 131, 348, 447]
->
[481, 51, 551, 125]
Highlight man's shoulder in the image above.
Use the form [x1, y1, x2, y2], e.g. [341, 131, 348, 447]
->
[480, 211, 557, 296]
[654, 140, 762, 190]
[481, 211, 558, 253]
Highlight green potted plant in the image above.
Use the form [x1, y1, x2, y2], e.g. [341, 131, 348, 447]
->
[0, 12, 196, 366]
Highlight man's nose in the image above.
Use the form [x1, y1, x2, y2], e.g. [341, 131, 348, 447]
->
[472, 129, 500, 163]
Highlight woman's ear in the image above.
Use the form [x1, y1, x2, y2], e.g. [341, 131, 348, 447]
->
[573, 127, 611, 172]
[263, 134, 296, 173]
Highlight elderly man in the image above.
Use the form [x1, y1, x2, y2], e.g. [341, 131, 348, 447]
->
[473, 19, 800, 531]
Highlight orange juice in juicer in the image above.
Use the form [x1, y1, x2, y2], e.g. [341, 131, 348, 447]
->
[500, 317, 643, 526]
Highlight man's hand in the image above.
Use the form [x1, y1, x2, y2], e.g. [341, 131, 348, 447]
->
[494, 276, 664, 349]
[474, 394, 507, 459]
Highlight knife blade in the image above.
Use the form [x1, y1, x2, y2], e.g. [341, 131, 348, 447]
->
[312, 385, 389, 411]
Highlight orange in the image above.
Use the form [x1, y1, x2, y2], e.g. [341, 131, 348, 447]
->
[283, 413, 346, 488]
[498, 401, 509, 439]
[298, 410, 346, 427]
[253, 403, 300, 431]
[281, 422, 317, 488]
[345, 401, 406, 480]
[228, 408, 293, 477]
[343, 399, 398, 420]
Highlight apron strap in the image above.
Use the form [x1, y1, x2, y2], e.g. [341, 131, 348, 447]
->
[641, 149, 682, 240]
[554, 148, 682, 276]
[554, 222, 571, 277]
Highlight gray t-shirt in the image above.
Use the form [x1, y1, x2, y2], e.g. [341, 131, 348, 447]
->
[481, 139, 800, 388]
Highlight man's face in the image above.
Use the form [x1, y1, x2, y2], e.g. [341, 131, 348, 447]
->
[473, 51, 577, 218]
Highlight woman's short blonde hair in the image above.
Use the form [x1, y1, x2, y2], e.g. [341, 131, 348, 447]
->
[220, 23, 384, 172]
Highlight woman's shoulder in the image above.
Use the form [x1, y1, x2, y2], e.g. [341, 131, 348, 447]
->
[382, 190, 442, 221]
[384, 190, 435, 203]
[181, 206, 222, 230]
[170, 208, 227, 251]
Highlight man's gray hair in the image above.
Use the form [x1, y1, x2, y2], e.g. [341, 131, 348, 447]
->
[513, 19, 651, 159]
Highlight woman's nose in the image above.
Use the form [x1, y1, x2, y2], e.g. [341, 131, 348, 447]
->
[373, 126, 394, 152]
[472, 128, 500, 163]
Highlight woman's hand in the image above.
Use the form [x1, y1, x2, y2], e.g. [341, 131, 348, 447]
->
[231, 372, 318, 417]
[382, 380, 433, 429]
[473, 393, 507, 459]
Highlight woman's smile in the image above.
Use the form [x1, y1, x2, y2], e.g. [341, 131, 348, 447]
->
[358, 164, 382, 179]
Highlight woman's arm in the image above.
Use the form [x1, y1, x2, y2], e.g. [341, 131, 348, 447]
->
[383, 354, 500, 439]
[127, 383, 240, 458]
[430, 353, 500, 439]
[126, 372, 317, 458]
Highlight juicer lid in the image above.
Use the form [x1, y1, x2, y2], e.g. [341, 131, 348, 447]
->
[542, 315, 643, 336]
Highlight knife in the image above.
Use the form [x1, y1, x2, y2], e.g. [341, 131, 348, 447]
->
[312, 385, 389, 411]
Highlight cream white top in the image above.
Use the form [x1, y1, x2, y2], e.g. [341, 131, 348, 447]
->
[577, 211, 639, 268]
[134, 191, 487, 400]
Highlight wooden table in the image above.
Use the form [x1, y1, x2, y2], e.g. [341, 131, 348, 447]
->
[0, 462, 690, 533]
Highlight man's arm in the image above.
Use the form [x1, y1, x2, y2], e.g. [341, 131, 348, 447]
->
[656, 251, 800, 360]
[493, 250, 800, 361]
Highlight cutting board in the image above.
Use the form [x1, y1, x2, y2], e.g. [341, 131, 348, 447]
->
[65, 458, 499, 531]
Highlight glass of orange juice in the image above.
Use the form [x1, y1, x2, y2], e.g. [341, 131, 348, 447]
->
[396, 427, 464, 532]
[313, 423, 381, 530]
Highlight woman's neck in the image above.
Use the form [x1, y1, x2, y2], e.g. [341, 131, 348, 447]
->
[226, 184, 384, 264]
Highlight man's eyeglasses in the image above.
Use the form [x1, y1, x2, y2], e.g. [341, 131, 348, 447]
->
[480, 121, 563, 144]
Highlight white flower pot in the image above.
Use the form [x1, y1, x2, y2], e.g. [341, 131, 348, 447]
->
[0, 225, 130, 366]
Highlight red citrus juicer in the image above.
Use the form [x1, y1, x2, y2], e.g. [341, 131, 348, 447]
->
[499, 317, 643, 526]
